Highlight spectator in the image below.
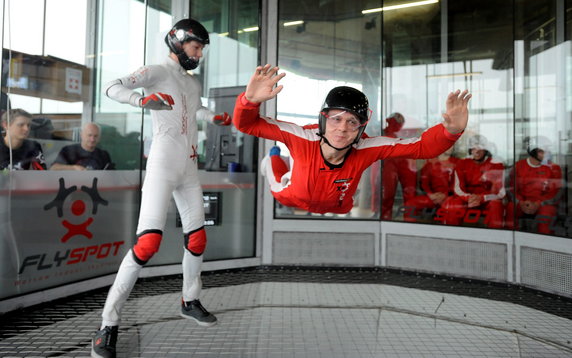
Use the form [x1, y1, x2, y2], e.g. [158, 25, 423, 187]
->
[0, 108, 46, 170]
[505, 136, 563, 234]
[439, 134, 505, 228]
[51, 123, 115, 170]
[404, 146, 458, 222]
[369, 113, 418, 219]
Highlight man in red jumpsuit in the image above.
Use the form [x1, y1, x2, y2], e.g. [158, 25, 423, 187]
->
[369, 113, 418, 219]
[404, 146, 457, 222]
[505, 136, 562, 234]
[233, 64, 472, 214]
[439, 135, 505, 228]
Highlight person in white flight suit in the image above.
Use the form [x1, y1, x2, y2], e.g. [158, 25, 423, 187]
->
[91, 18, 231, 358]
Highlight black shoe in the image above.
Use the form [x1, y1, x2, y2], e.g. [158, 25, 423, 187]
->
[91, 326, 118, 358]
[181, 299, 217, 327]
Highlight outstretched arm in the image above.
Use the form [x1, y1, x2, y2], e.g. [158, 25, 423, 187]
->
[245, 64, 286, 103]
[442, 90, 471, 134]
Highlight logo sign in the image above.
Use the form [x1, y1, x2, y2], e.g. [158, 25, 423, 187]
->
[44, 177, 108, 242]
[17, 177, 125, 276]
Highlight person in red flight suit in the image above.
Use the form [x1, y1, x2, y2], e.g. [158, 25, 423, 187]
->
[439, 134, 505, 228]
[505, 136, 562, 234]
[233, 64, 472, 214]
[404, 146, 458, 222]
[368, 113, 418, 219]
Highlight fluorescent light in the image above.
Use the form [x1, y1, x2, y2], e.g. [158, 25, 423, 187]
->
[218, 32, 229, 37]
[426, 72, 482, 79]
[243, 26, 259, 32]
[284, 20, 304, 27]
[362, 0, 438, 14]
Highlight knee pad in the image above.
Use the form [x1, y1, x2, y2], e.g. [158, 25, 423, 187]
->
[184, 227, 207, 256]
[132, 229, 163, 265]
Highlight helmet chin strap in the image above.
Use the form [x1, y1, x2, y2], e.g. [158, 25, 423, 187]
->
[317, 133, 353, 151]
[177, 53, 199, 70]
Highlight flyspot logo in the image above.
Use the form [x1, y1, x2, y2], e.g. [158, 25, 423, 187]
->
[18, 177, 124, 274]
[44, 177, 108, 242]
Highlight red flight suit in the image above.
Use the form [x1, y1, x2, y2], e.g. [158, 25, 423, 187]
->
[404, 156, 458, 222]
[439, 156, 505, 228]
[505, 158, 562, 234]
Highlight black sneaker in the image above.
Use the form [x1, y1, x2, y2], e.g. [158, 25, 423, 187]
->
[181, 299, 217, 327]
[91, 326, 118, 358]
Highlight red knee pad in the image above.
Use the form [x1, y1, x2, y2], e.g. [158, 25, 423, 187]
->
[133, 230, 162, 264]
[185, 227, 207, 256]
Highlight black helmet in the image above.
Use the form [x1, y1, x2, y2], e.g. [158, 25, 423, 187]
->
[165, 19, 210, 70]
[318, 86, 370, 145]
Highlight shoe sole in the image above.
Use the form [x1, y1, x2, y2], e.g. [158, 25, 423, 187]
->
[179, 312, 217, 327]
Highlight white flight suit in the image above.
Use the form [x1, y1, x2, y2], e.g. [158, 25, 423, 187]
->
[100, 56, 214, 327]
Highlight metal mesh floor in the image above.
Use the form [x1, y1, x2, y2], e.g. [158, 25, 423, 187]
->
[1, 266, 572, 357]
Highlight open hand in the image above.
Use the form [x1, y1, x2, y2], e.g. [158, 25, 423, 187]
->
[442, 90, 471, 134]
[245, 64, 286, 103]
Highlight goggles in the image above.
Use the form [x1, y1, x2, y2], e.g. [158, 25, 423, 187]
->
[321, 110, 370, 132]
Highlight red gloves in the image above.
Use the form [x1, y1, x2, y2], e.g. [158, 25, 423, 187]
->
[213, 112, 232, 126]
[140, 93, 174, 110]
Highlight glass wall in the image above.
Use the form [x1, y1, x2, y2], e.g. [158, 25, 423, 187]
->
[190, 0, 260, 260]
[0, 0, 260, 300]
[276, 0, 383, 218]
[511, 0, 571, 237]
[274, 0, 571, 239]
[2, 0, 88, 163]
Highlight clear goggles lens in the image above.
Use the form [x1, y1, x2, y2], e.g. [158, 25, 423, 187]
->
[322, 110, 371, 131]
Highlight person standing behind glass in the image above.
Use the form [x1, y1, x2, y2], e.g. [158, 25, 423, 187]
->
[0, 108, 46, 170]
[370, 113, 418, 219]
[50, 122, 115, 170]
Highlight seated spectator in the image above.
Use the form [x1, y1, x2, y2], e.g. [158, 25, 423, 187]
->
[51, 122, 115, 170]
[505, 136, 563, 234]
[0, 108, 46, 170]
[404, 146, 458, 222]
[438, 134, 505, 228]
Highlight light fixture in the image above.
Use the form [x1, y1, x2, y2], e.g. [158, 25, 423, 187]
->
[426, 72, 482, 79]
[284, 20, 304, 27]
[218, 32, 229, 37]
[243, 26, 259, 32]
[362, 0, 438, 14]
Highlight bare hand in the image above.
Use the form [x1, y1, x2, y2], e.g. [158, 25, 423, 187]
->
[245, 64, 286, 103]
[429, 192, 446, 205]
[442, 90, 471, 134]
[467, 194, 482, 208]
[520, 200, 539, 215]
